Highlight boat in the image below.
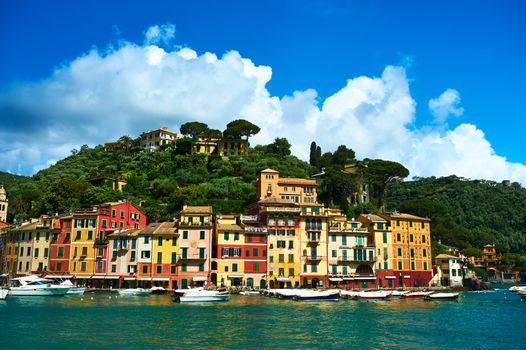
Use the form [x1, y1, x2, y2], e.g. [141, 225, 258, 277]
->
[150, 286, 167, 294]
[340, 290, 361, 299]
[0, 288, 8, 300]
[239, 290, 260, 296]
[508, 285, 526, 293]
[274, 289, 302, 299]
[357, 290, 392, 299]
[389, 290, 408, 297]
[174, 286, 204, 297]
[176, 289, 229, 303]
[116, 288, 152, 296]
[59, 279, 86, 295]
[294, 289, 340, 302]
[402, 291, 433, 299]
[9, 275, 70, 296]
[425, 292, 460, 300]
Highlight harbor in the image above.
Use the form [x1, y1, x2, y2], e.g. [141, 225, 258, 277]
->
[1, 287, 525, 349]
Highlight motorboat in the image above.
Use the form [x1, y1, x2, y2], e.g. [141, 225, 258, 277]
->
[116, 288, 152, 296]
[340, 290, 361, 299]
[150, 286, 167, 294]
[174, 286, 204, 297]
[43, 276, 86, 295]
[402, 291, 434, 299]
[357, 290, 392, 299]
[176, 289, 229, 303]
[425, 292, 460, 300]
[294, 289, 340, 302]
[9, 275, 70, 296]
[274, 289, 302, 299]
[389, 290, 408, 297]
[239, 290, 260, 296]
[508, 285, 526, 293]
[0, 288, 8, 300]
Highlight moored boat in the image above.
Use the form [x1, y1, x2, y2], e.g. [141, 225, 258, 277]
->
[402, 291, 433, 299]
[239, 290, 260, 296]
[0, 288, 8, 300]
[9, 275, 70, 296]
[357, 290, 392, 299]
[177, 290, 229, 303]
[116, 288, 152, 296]
[509, 285, 526, 293]
[425, 292, 460, 300]
[294, 289, 340, 302]
[389, 290, 408, 297]
[340, 290, 361, 299]
[150, 286, 167, 294]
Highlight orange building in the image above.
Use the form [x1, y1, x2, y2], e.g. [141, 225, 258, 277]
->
[256, 168, 317, 204]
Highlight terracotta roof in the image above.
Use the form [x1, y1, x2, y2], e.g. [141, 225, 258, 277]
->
[278, 178, 316, 185]
[140, 221, 178, 235]
[261, 168, 279, 173]
[358, 214, 386, 222]
[0, 220, 10, 229]
[107, 228, 141, 238]
[182, 206, 212, 214]
[217, 224, 243, 231]
[384, 213, 431, 221]
[435, 254, 461, 259]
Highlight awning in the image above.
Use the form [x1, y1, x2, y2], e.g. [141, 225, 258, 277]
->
[152, 277, 170, 281]
[124, 277, 136, 281]
[228, 274, 244, 278]
[276, 277, 290, 282]
[404, 275, 411, 279]
[75, 276, 93, 279]
[105, 276, 120, 279]
[354, 276, 376, 280]
[193, 276, 208, 282]
[342, 277, 353, 280]
[139, 277, 152, 281]
[385, 276, 396, 280]
[44, 275, 73, 279]
[329, 277, 343, 282]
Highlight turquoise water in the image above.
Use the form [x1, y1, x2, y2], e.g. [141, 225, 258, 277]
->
[1, 288, 525, 349]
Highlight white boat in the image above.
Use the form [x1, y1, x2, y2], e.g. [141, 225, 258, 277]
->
[294, 289, 340, 302]
[340, 290, 361, 299]
[357, 290, 392, 299]
[150, 286, 167, 294]
[402, 291, 434, 299]
[174, 286, 204, 296]
[9, 275, 70, 296]
[508, 285, 526, 293]
[239, 290, 260, 296]
[0, 288, 8, 300]
[177, 290, 229, 303]
[274, 289, 302, 299]
[59, 279, 86, 295]
[389, 290, 408, 297]
[116, 288, 152, 296]
[426, 292, 460, 300]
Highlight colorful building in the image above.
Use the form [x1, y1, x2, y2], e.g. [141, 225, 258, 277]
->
[176, 206, 213, 288]
[192, 137, 248, 158]
[212, 215, 245, 287]
[256, 168, 317, 204]
[240, 215, 267, 289]
[433, 254, 464, 287]
[106, 228, 141, 288]
[140, 127, 181, 152]
[299, 205, 329, 288]
[88, 177, 127, 192]
[48, 215, 73, 275]
[0, 185, 8, 222]
[381, 213, 433, 287]
[31, 216, 59, 273]
[329, 215, 376, 289]
[8, 221, 37, 275]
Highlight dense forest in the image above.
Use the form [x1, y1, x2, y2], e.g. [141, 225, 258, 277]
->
[2, 120, 526, 265]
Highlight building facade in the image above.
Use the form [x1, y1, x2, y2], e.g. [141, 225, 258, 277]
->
[48, 215, 73, 275]
[0, 185, 8, 222]
[256, 168, 317, 204]
[434, 254, 463, 287]
[192, 137, 248, 158]
[299, 205, 329, 288]
[140, 127, 181, 152]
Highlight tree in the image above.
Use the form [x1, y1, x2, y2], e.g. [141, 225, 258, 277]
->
[362, 159, 409, 209]
[223, 119, 260, 139]
[172, 137, 193, 155]
[332, 145, 355, 167]
[180, 122, 209, 139]
[309, 142, 322, 169]
[267, 138, 291, 157]
[202, 128, 223, 140]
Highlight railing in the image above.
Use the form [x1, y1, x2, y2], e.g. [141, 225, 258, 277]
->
[178, 221, 210, 227]
[329, 226, 368, 233]
[337, 255, 376, 263]
[177, 254, 207, 261]
[244, 226, 268, 233]
[265, 207, 301, 213]
[241, 215, 259, 222]
[300, 212, 326, 217]
[95, 239, 107, 245]
[306, 256, 323, 261]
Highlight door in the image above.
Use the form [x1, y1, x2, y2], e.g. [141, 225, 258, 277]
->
[181, 279, 188, 289]
[388, 279, 393, 288]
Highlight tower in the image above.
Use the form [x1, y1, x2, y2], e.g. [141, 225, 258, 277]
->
[0, 186, 8, 222]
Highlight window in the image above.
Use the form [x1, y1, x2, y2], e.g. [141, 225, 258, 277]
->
[225, 265, 229, 272]
[45, 232, 50, 241]
[142, 265, 148, 274]
[332, 265, 337, 274]
[65, 232, 70, 241]
[144, 236, 150, 244]
[224, 232, 230, 240]
[342, 236, 347, 246]
[171, 266, 176, 274]
[253, 248, 258, 257]
[87, 231, 93, 240]
[113, 240, 118, 249]
[269, 256, 274, 263]
[58, 247, 64, 258]
[112, 209, 116, 217]
[120, 210, 125, 218]
[44, 248, 48, 258]
[141, 251, 150, 259]
[199, 263, 204, 272]
[288, 254, 294, 263]
[247, 235, 253, 242]
[422, 235, 426, 243]
[288, 268, 294, 276]
[332, 235, 336, 242]
[76, 231, 81, 240]
[303, 264, 307, 273]
[396, 220, 400, 226]
[396, 233, 401, 242]
[232, 263, 238, 272]
[181, 248, 188, 259]
[398, 261, 402, 270]
[234, 232, 239, 241]
[132, 239, 137, 249]
[411, 262, 415, 270]
[81, 262, 87, 272]
[383, 232, 387, 244]
[120, 222, 124, 229]
[111, 264, 117, 273]
[423, 262, 428, 270]
[288, 240, 294, 249]
[279, 254, 284, 263]
[57, 263, 62, 271]
[409, 221, 413, 228]
[130, 251, 136, 261]
[410, 248, 414, 258]
[384, 262, 388, 269]
[156, 266, 162, 274]
[157, 252, 162, 264]
[102, 219, 107, 227]
[332, 250, 337, 258]
[74, 247, 78, 257]
[34, 248, 39, 258]
[36, 232, 40, 241]
[27, 247, 31, 256]
[423, 249, 427, 257]
[409, 234, 414, 243]
[397, 248, 402, 257]
[245, 250, 250, 257]
[81, 247, 88, 256]
[158, 237, 163, 246]
[199, 248, 206, 259]
[312, 264, 317, 273]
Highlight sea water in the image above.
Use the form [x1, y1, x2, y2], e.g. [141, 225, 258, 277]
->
[0, 288, 524, 349]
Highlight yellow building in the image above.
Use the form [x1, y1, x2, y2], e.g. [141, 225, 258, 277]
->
[192, 137, 248, 158]
[140, 127, 181, 152]
[88, 177, 127, 192]
[299, 204, 329, 288]
[69, 211, 99, 279]
[6, 221, 38, 276]
[150, 221, 179, 289]
[212, 215, 245, 287]
[256, 168, 317, 204]
[31, 216, 58, 273]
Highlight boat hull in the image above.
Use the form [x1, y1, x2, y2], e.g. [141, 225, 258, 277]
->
[0, 288, 8, 300]
[9, 287, 70, 296]
[425, 293, 460, 300]
[117, 289, 151, 296]
[295, 295, 340, 302]
[179, 295, 229, 302]
[66, 288, 86, 295]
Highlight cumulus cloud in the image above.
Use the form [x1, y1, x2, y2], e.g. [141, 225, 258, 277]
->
[428, 88, 464, 124]
[1, 24, 525, 185]
[144, 23, 176, 47]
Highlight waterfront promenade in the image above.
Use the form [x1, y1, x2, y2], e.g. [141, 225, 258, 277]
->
[1, 288, 524, 349]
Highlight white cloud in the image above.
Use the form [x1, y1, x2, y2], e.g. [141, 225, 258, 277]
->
[1, 24, 525, 185]
[428, 88, 464, 124]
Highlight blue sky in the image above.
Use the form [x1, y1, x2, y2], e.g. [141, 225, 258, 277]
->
[1, 0, 525, 182]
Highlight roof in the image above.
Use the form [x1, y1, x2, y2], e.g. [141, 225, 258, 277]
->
[10, 221, 39, 231]
[358, 214, 386, 223]
[260, 168, 279, 173]
[107, 228, 141, 238]
[435, 254, 461, 260]
[385, 213, 431, 221]
[217, 224, 243, 231]
[258, 197, 297, 205]
[141, 127, 179, 135]
[278, 178, 316, 186]
[140, 221, 178, 235]
[0, 220, 10, 229]
[181, 206, 212, 215]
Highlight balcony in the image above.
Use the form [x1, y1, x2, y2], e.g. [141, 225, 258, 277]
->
[307, 236, 320, 245]
[265, 207, 301, 213]
[244, 226, 268, 234]
[306, 255, 323, 261]
[178, 221, 211, 228]
[95, 239, 107, 246]
[241, 215, 259, 222]
[337, 255, 376, 263]
[329, 226, 368, 233]
[300, 211, 326, 217]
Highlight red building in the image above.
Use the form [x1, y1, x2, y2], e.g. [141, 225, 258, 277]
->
[47, 215, 73, 275]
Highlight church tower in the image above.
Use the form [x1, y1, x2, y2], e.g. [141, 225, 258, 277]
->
[0, 186, 8, 222]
